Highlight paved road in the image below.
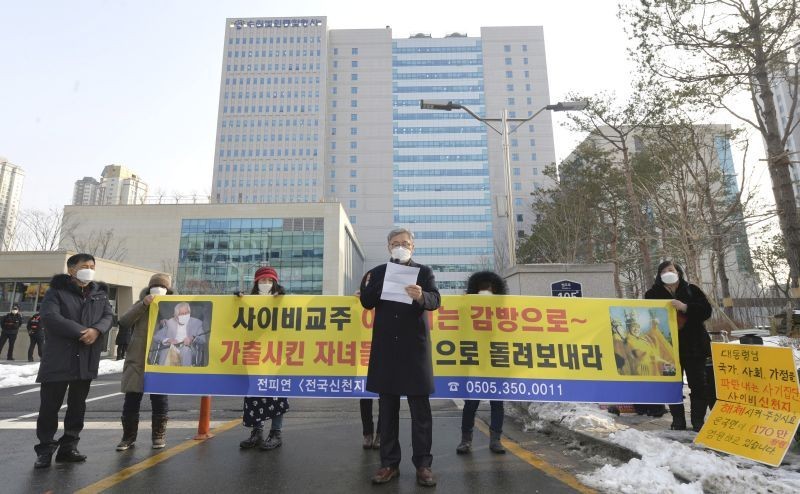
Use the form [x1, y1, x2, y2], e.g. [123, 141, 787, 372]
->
[0, 373, 596, 493]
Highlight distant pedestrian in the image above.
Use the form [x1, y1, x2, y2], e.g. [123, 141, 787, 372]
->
[34, 253, 113, 469]
[116, 273, 175, 451]
[237, 267, 290, 451]
[456, 271, 507, 455]
[26, 312, 45, 362]
[0, 304, 23, 360]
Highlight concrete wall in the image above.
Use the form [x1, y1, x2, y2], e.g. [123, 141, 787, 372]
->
[504, 263, 617, 298]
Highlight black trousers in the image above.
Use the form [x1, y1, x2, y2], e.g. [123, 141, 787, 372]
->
[28, 333, 44, 361]
[360, 398, 382, 435]
[669, 357, 708, 428]
[0, 332, 17, 359]
[122, 392, 169, 416]
[378, 394, 432, 469]
[35, 380, 92, 454]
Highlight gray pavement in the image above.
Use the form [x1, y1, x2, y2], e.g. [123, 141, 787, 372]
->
[0, 371, 595, 494]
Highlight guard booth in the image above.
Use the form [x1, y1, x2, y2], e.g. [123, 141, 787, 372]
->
[503, 263, 616, 297]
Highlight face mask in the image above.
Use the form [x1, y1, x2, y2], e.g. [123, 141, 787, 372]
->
[477, 290, 493, 296]
[258, 282, 273, 294]
[150, 287, 168, 296]
[11, 310, 18, 314]
[391, 246, 411, 262]
[75, 268, 95, 283]
[177, 314, 190, 325]
[661, 271, 679, 285]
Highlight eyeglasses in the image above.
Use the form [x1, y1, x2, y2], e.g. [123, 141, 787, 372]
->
[390, 242, 412, 248]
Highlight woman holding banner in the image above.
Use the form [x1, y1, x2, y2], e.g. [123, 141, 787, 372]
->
[116, 273, 174, 451]
[645, 260, 712, 432]
[237, 266, 290, 451]
[456, 270, 507, 455]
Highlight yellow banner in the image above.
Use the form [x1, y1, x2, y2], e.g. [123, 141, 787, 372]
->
[142, 295, 683, 402]
[695, 343, 800, 466]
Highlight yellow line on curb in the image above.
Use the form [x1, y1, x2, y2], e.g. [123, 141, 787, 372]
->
[74, 418, 241, 494]
[473, 420, 598, 494]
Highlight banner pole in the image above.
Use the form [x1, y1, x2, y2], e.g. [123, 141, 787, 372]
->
[194, 396, 214, 440]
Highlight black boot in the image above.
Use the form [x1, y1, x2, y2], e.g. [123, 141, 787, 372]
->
[152, 415, 168, 449]
[55, 437, 86, 463]
[239, 427, 264, 449]
[260, 429, 282, 450]
[489, 430, 506, 454]
[456, 431, 472, 454]
[33, 444, 57, 469]
[116, 414, 139, 451]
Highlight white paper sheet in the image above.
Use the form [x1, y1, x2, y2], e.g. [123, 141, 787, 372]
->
[380, 262, 421, 304]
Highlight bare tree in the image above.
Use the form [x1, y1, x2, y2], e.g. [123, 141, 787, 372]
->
[622, 0, 800, 293]
[13, 207, 66, 251]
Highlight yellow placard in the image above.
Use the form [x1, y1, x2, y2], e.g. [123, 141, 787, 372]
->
[695, 401, 800, 467]
[711, 343, 800, 413]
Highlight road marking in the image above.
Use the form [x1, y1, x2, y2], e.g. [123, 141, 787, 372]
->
[473, 420, 598, 494]
[74, 418, 241, 494]
[4, 392, 122, 421]
[0, 420, 228, 429]
[13, 381, 117, 395]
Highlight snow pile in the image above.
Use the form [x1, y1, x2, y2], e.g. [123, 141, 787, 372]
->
[0, 359, 124, 389]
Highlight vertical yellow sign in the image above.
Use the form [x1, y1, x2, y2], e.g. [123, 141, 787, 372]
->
[695, 343, 800, 466]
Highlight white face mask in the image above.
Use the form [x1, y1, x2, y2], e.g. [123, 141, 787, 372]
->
[177, 314, 190, 325]
[258, 282, 273, 295]
[661, 271, 679, 285]
[150, 287, 168, 296]
[11, 309, 18, 314]
[391, 246, 412, 262]
[75, 268, 95, 283]
[477, 290, 493, 295]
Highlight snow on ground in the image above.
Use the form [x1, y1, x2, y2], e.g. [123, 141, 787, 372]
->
[522, 402, 800, 494]
[0, 359, 124, 389]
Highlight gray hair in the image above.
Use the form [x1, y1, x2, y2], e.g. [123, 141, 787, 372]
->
[174, 302, 191, 317]
[387, 227, 414, 243]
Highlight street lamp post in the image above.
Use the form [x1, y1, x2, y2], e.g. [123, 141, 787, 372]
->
[420, 99, 588, 271]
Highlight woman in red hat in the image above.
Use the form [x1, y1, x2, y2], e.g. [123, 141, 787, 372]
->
[236, 266, 290, 451]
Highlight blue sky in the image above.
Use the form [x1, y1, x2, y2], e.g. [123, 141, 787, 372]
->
[1, 0, 767, 213]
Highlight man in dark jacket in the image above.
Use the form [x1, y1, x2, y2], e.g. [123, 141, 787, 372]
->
[0, 304, 23, 360]
[360, 228, 440, 487]
[33, 253, 113, 469]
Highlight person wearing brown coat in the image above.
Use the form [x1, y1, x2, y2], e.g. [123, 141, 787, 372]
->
[115, 273, 174, 451]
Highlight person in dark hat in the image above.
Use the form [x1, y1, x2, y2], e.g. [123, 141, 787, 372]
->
[0, 303, 23, 360]
[34, 253, 113, 469]
[236, 266, 290, 451]
[115, 273, 175, 451]
[456, 271, 508, 455]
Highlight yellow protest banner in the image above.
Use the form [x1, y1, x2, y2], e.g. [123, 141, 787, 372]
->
[695, 343, 800, 466]
[143, 294, 683, 402]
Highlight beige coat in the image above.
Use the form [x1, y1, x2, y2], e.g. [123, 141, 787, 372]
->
[120, 288, 176, 393]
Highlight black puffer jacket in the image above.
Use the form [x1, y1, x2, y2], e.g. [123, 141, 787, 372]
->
[644, 280, 712, 359]
[38, 274, 114, 382]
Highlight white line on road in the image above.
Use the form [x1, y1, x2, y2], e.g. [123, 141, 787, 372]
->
[0, 420, 225, 430]
[13, 381, 118, 395]
[3, 392, 123, 421]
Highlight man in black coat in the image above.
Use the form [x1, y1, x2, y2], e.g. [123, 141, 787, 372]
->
[360, 228, 440, 487]
[0, 304, 23, 360]
[33, 253, 114, 469]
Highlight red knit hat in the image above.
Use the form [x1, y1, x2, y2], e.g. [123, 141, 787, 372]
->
[254, 266, 278, 283]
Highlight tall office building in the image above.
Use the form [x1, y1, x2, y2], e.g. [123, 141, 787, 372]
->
[211, 17, 555, 291]
[72, 176, 101, 205]
[0, 157, 25, 251]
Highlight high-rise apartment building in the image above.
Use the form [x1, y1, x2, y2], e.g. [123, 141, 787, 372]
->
[72, 176, 101, 206]
[769, 39, 800, 206]
[211, 17, 555, 291]
[0, 157, 25, 251]
[98, 165, 147, 205]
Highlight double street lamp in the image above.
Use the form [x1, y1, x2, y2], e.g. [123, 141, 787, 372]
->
[419, 99, 588, 271]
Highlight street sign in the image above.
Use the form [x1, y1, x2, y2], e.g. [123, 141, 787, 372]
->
[551, 280, 582, 297]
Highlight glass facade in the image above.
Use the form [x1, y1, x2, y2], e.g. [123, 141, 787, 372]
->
[392, 38, 492, 292]
[177, 217, 325, 294]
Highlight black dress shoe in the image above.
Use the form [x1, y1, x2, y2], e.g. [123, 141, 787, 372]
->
[34, 452, 54, 469]
[55, 447, 87, 463]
